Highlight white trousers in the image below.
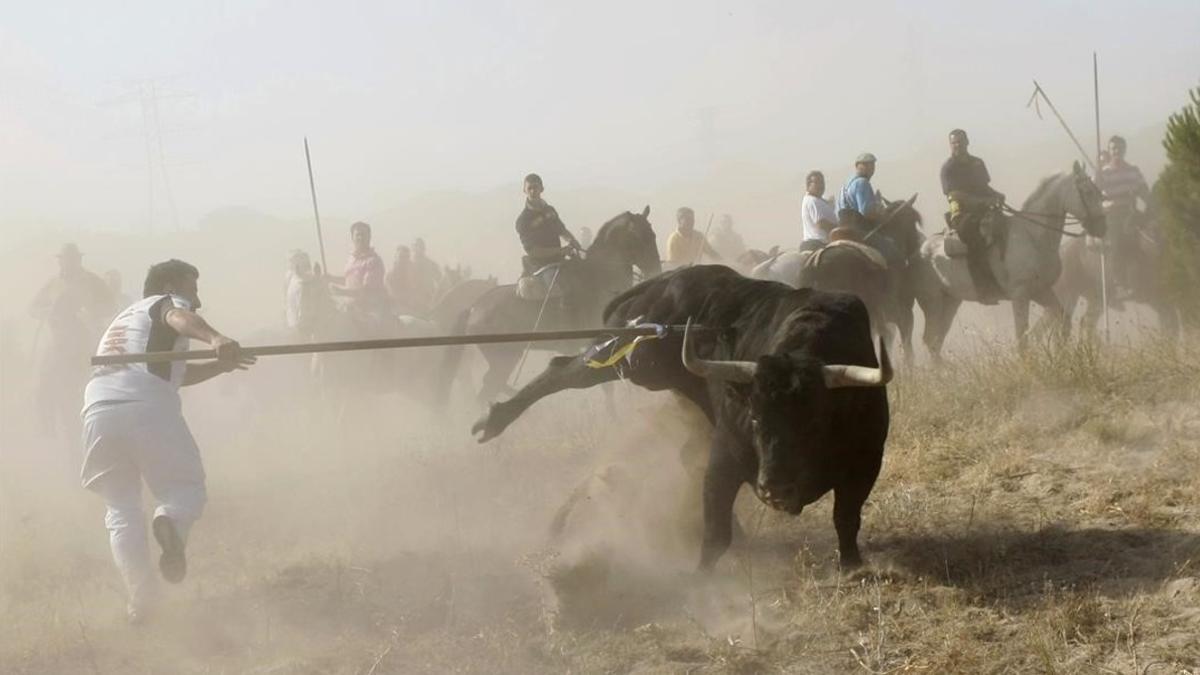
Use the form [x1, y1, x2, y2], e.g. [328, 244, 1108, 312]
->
[81, 400, 206, 610]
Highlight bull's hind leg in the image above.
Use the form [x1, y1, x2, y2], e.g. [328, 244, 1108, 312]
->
[472, 354, 620, 442]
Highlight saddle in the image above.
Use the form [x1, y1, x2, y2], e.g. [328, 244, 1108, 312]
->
[516, 262, 566, 301]
[940, 211, 1007, 258]
[805, 239, 889, 272]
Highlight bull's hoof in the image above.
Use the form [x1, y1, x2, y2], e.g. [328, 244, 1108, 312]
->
[838, 552, 865, 571]
[471, 403, 508, 443]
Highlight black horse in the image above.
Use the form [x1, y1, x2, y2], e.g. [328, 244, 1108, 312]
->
[439, 207, 662, 404]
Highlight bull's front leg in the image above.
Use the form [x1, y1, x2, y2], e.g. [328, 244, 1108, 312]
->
[698, 440, 746, 572]
[472, 353, 620, 442]
[831, 450, 883, 569]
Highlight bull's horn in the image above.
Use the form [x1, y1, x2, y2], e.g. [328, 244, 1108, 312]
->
[681, 318, 757, 383]
[823, 337, 894, 388]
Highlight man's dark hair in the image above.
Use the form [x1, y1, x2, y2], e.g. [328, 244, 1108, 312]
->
[806, 170, 824, 183]
[524, 173, 543, 187]
[350, 221, 372, 235]
[949, 128, 968, 141]
[143, 259, 199, 298]
[1109, 135, 1127, 150]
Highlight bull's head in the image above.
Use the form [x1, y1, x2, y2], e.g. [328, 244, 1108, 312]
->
[681, 319, 891, 513]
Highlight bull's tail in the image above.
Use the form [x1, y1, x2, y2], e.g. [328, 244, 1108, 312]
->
[433, 306, 472, 411]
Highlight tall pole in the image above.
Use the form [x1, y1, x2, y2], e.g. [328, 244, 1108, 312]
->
[1093, 53, 1110, 343]
[304, 137, 329, 275]
[1030, 80, 1097, 173]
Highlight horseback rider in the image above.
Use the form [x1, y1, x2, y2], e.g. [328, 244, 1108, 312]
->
[836, 153, 883, 231]
[328, 221, 389, 323]
[836, 154, 902, 269]
[801, 170, 837, 251]
[1096, 135, 1153, 295]
[941, 129, 1005, 304]
[516, 173, 582, 277]
[665, 207, 721, 269]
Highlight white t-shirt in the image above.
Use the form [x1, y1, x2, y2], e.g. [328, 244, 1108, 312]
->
[801, 194, 838, 243]
[83, 294, 192, 410]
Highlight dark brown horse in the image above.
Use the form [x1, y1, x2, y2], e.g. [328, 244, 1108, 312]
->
[438, 207, 662, 404]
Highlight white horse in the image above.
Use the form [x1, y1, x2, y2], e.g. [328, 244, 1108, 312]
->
[912, 162, 1107, 357]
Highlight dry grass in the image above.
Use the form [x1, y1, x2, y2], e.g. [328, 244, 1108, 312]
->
[3, 337, 1200, 674]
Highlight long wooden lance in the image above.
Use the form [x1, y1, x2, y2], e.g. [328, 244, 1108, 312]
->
[1027, 80, 1097, 173]
[304, 137, 329, 274]
[1093, 52, 1110, 344]
[90, 324, 715, 366]
[690, 213, 716, 266]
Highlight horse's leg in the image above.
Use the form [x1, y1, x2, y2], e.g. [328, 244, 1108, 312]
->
[1012, 296, 1033, 351]
[891, 292, 916, 367]
[477, 345, 521, 404]
[1152, 298, 1180, 339]
[916, 289, 942, 361]
[1080, 289, 1103, 339]
[1032, 286, 1068, 344]
[472, 353, 621, 442]
[922, 291, 960, 361]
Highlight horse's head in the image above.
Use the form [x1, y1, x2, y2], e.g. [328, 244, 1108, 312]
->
[1067, 162, 1107, 238]
[881, 194, 924, 258]
[590, 205, 663, 278]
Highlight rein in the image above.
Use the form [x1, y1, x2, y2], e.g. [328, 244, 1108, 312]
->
[1000, 203, 1087, 238]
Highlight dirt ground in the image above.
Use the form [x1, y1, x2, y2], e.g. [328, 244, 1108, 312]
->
[3, 334, 1200, 674]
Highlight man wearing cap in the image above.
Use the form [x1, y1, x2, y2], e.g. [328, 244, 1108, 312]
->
[941, 129, 1004, 303]
[82, 259, 254, 623]
[836, 153, 883, 231]
[29, 243, 115, 439]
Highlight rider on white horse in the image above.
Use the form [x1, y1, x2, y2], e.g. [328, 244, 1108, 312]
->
[941, 129, 1006, 304]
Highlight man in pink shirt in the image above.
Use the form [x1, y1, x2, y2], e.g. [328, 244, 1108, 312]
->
[329, 221, 387, 317]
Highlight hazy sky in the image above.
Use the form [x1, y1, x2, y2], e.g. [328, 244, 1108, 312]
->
[3, 0, 1198, 237]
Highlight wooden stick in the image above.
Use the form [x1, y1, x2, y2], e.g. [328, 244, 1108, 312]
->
[90, 324, 709, 366]
[1094, 52, 1110, 344]
[1031, 80, 1097, 173]
[304, 137, 329, 275]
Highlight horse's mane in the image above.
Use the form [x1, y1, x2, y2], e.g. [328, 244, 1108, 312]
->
[588, 211, 634, 251]
[1021, 173, 1066, 211]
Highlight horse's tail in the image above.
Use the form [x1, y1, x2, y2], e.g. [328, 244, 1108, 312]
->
[433, 305, 472, 411]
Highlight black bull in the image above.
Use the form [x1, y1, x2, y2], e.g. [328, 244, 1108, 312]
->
[472, 265, 892, 571]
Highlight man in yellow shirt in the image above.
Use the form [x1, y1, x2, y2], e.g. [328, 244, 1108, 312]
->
[665, 207, 721, 269]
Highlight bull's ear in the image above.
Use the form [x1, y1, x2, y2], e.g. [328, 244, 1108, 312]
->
[641, 205, 651, 218]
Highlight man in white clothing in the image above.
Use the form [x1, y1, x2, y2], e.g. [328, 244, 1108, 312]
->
[81, 259, 254, 623]
[800, 170, 838, 251]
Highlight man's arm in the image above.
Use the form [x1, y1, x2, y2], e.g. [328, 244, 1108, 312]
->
[164, 305, 249, 366]
[854, 180, 881, 218]
[1135, 168, 1154, 212]
[182, 358, 253, 386]
[702, 237, 722, 261]
[553, 212, 582, 250]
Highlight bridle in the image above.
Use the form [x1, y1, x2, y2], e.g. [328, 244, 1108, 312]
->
[1000, 172, 1103, 239]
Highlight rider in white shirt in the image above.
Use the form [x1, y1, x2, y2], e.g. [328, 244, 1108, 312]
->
[800, 170, 838, 250]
